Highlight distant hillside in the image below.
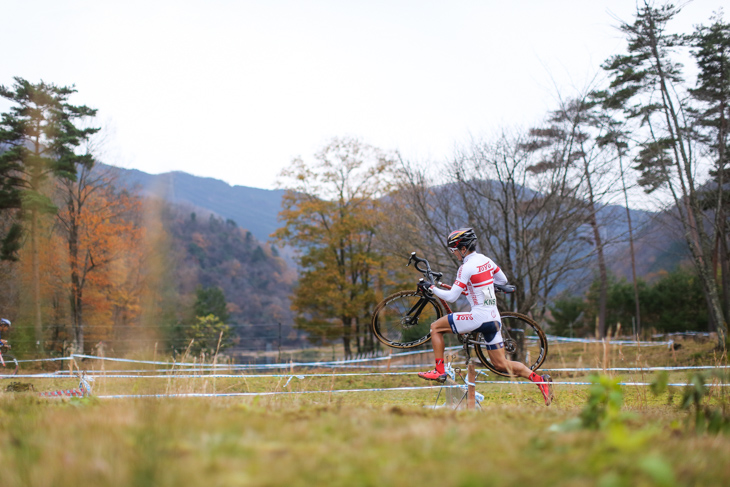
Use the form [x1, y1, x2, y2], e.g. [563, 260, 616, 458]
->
[103, 163, 688, 291]
[103, 164, 285, 242]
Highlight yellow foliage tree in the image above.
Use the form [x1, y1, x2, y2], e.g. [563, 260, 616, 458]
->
[273, 137, 396, 357]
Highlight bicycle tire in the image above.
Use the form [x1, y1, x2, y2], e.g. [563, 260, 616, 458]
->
[473, 311, 548, 377]
[371, 290, 444, 348]
[0, 352, 18, 377]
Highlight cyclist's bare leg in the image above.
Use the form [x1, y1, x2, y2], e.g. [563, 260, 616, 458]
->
[429, 315, 453, 361]
[486, 347, 531, 378]
[487, 347, 553, 405]
[418, 316, 452, 381]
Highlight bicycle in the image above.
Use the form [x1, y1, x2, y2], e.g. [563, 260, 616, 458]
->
[0, 344, 18, 377]
[370, 252, 548, 377]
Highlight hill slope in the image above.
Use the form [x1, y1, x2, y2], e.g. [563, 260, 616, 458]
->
[104, 164, 285, 242]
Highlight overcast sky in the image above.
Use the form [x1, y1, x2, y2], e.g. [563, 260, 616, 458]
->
[1, 0, 725, 192]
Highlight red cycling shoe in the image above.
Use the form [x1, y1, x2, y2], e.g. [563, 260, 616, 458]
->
[418, 369, 448, 383]
[535, 374, 554, 406]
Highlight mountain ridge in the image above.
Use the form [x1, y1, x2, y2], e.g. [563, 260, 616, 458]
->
[103, 164, 286, 242]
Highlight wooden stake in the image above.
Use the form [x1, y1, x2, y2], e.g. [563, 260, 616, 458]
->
[467, 362, 476, 410]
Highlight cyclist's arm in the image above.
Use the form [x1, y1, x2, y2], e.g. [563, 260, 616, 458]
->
[432, 264, 471, 303]
[494, 269, 508, 286]
[431, 282, 465, 303]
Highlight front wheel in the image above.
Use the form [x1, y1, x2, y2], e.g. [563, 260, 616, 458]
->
[473, 311, 548, 377]
[371, 290, 444, 348]
[0, 352, 18, 377]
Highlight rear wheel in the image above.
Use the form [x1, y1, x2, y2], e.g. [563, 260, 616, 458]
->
[371, 291, 444, 348]
[473, 312, 548, 377]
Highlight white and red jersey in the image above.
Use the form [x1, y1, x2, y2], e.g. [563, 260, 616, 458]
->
[432, 252, 507, 324]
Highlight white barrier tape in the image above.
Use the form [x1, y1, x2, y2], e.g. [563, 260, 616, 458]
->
[36, 364, 432, 375]
[7, 364, 730, 380]
[96, 384, 465, 399]
[284, 375, 305, 387]
[541, 365, 730, 372]
[21, 362, 707, 376]
[15, 356, 73, 363]
[541, 335, 672, 346]
[5, 371, 424, 379]
[476, 380, 730, 387]
[6, 334, 681, 368]
[70, 353, 433, 368]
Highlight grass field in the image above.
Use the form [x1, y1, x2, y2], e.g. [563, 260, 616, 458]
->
[1, 336, 729, 487]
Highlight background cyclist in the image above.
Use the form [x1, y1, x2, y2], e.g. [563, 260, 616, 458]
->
[0, 318, 10, 348]
[417, 227, 554, 406]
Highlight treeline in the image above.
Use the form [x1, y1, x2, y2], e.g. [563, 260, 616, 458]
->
[276, 2, 730, 354]
[0, 79, 299, 357]
[0, 76, 150, 355]
[549, 267, 710, 337]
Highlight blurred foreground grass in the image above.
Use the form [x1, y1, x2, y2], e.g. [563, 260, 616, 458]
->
[0, 336, 728, 487]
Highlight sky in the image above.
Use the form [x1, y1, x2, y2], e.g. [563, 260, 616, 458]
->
[1, 0, 725, 192]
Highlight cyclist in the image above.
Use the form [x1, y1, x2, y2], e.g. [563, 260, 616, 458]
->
[0, 318, 10, 348]
[417, 228, 554, 406]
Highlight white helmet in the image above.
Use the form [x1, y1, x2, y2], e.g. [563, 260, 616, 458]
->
[0, 319, 10, 327]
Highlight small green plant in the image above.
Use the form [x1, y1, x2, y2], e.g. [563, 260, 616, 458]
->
[550, 374, 634, 434]
[580, 374, 627, 430]
[680, 371, 730, 434]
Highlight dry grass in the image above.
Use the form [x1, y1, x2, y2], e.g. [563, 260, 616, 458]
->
[0, 336, 728, 487]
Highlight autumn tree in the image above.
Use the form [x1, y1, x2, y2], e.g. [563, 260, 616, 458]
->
[273, 137, 395, 357]
[600, 2, 728, 346]
[0, 78, 98, 350]
[55, 165, 143, 352]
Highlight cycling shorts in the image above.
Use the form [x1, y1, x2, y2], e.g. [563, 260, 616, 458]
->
[447, 312, 504, 350]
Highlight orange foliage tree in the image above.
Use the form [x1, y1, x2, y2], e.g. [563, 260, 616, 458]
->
[55, 166, 144, 353]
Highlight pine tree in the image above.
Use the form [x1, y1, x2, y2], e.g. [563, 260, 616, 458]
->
[599, 2, 728, 347]
[688, 13, 730, 325]
[0, 77, 98, 349]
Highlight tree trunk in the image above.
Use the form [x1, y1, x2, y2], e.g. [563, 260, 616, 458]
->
[342, 316, 352, 358]
[721, 230, 730, 323]
[619, 153, 642, 336]
[31, 210, 43, 351]
[589, 207, 608, 338]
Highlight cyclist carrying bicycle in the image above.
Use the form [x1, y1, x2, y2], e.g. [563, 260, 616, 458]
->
[417, 227, 554, 406]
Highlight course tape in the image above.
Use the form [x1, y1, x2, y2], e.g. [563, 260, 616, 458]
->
[541, 365, 730, 372]
[94, 379, 730, 400]
[5, 364, 730, 380]
[540, 335, 672, 346]
[69, 352, 431, 368]
[8, 333, 678, 367]
[96, 384, 465, 399]
[15, 357, 73, 363]
[476, 380, 730, 387]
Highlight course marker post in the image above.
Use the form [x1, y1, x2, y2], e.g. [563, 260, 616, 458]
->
[467, 362, 476, 410]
